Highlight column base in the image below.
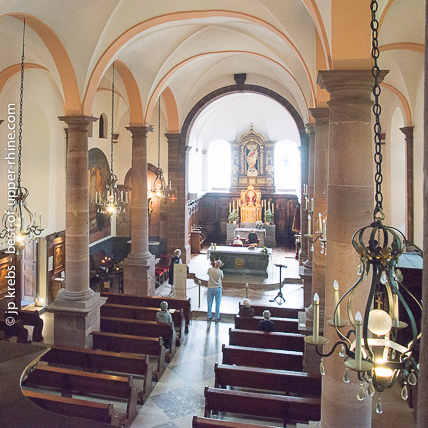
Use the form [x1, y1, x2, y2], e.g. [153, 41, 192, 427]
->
[299, 265, 313, 308]
[122, 254, 157, 296]
[47, 293, 107, 348]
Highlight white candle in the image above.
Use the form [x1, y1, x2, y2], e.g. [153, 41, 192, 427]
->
[355, 311, 362, 369]
[39, 212, 42, 228]
[272, 203, 274, 214]
[233, 200, 235, 211]
[305, 197, 309, 210]
[317, 213, 322, 233]
[121, 190, 124, 202]
[393, 294, 400, 327]
[34, 210, 37, 226]
[307, 214, 311, 235]
[323, 219, 326, 240]
[311, 198, 314, 212]
[333, 280, 340, 325]
[125, 191, 128, 204]
[170, 180, 172, 190]
[313, 293, 320, 342]
[229, 202, 231, 212]
[95, 191, 98, 204]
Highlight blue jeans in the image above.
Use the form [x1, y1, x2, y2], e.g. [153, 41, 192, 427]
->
[207, 287, 222, 320]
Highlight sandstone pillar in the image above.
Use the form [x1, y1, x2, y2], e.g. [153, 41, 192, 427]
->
[317, 70, 386, 428]
[299, 134, 310, 264]
[400, 126, 414, 243]
[48, 115, 106, 348]
[166, 133, 191, 264]
[122, 126, 156, 295]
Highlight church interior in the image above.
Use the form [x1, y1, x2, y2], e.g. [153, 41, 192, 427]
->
[0, 1, 427, 427]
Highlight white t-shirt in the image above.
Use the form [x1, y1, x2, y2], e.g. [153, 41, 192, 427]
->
[207, 267, 224, 288]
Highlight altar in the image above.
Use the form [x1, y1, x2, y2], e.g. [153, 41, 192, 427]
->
[207, 245, 272, 276]
[226, 223, 276, 247]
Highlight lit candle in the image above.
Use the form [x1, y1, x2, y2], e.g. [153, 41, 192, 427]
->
[355, 311, 362, 369]
[393, 294, 400, 327]
[311, 198, 314, 212]
[307, 214, 311, 235]
[313, 293, 319, 342]
[333, 280, 340, 325]
[323, 219, 326, 240]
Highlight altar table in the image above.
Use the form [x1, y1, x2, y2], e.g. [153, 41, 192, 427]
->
[207, 245, 272, 276]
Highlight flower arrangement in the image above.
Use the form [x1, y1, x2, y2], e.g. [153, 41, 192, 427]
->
[228, 209, 240, 223]
[260, 246, 269, 259]
[255, 220, 263, 229]
[264, 209, 273, 224]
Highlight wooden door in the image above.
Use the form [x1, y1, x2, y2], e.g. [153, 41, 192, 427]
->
[21, 240, 37, 304]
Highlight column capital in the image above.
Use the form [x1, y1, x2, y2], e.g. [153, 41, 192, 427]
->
[126, 126, 150, 136]
[309, 107, 329, 123]
[400, 126, 414, 141]
[305, 123, 316, 136]
[58, 115, 98, 129]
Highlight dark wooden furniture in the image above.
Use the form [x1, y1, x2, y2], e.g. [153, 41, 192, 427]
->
[0, 318, 29, 343]
[100, 316, 177, 358]
[229, 328, 305, 352]
[24, 365, 138, 427]
[191, 225, 208, 253]
[214, 363, 321, 397]
[234, 315, 299, 333]
[193, 416, 277, 427]
[204, 387, 321, 425]
[238, 303, 302, 319]
[222, 344, 303, 371]
[12, 309, 44, 342]
[100, 303, 186, 345]
[23, 390, 120, 426]
[101, 292, 192, 332]
[92, 330, 166, 378]
[40, 344, 152, 403]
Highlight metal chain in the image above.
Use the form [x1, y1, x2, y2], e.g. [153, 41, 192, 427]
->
[110, 62, 115, 174]
[157, 98, 161, 169]
[17, 19, 26, 187]
[371, 0, 383, 219]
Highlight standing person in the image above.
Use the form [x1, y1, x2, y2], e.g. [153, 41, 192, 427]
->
[207, 260, 224, 322]
[168, 249, 182, 288]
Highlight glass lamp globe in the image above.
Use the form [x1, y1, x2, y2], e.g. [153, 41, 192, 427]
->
[368, 309, 392, 336]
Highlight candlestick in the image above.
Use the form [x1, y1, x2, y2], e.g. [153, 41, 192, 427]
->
[313, 293, 319, 342]
[333, 280, 340, 325]
[307, 214, 311, 235]
[355, 311, 362, 369]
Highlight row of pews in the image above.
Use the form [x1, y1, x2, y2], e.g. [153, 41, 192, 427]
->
[22, 292, 192, 427]
[196, 303, 322, 427]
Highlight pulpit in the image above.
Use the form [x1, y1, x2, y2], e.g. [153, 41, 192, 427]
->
[240, 185, 262, 224]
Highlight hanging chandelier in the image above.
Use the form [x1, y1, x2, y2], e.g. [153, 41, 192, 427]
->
[95, 62, 128, 216]
[0, 19, 43, 252]
[304, 0, 421, 414]
[150, 98, 169, 199]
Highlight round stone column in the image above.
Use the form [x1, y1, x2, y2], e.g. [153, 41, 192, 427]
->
[317, 70, 386, 428]
[122, 126, 156, 296]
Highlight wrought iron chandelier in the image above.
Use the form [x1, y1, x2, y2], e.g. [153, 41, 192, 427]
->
[304, 0, 421, 414]
[95, 62, 128, 216]
[0, 19, 43, 252]
[150, 98, 169, 199]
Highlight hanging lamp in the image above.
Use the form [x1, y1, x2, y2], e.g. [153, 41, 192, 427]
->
[0, 19, 43, 252]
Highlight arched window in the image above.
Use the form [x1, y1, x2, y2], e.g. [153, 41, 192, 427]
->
[274, 140, 301, 195]
[99, 113, 108, 138]
[208, 140, 231, 191]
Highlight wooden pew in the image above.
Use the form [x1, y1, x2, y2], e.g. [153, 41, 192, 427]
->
[100, 303, 186, 345]
[101, 292, 192, 332]
[92, 330, 166, 379]
[40, 344, 152, 403]
[239, 303, 302, 319]
[0, 309, 44, 342]
[100, 316, 177, 358]
[234, 315, 299, 333]
[193, 416, 277, 427]
[214, 363, 322, 397]
[23, 390, 120, 426]
[0, 319, 29, 343]
[203, 387, 321, 425]
[24, 365, 138, 427]
[229, 328, 305, 352]
[222, 344, 303, 371]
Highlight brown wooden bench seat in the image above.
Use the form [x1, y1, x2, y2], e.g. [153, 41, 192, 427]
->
[92, 330, 166, 379]
[239, 303, 302, 319]
[0, 318, 29, 343]
[24, 365, 138, 427]
[192, 416, 277, 427]
[0, 309, 44, 342]
[101, 292, 192, 332]
[23, 389, 120, 426]
[204, 387, 321, 425]
[100, 316, 177, 358]
[234, 315, 299, 333]
[229, 328, 305, 352]
[100, 303, 186, 345]
[40, 345, 152, 403]
[214, 363, 322, 397]
[222, 344, 303, 371]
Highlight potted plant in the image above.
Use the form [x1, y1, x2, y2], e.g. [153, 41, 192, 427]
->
[228, 209, 240, 224]
[264, 209, 273, 225]
[256, 220, 263, 229]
